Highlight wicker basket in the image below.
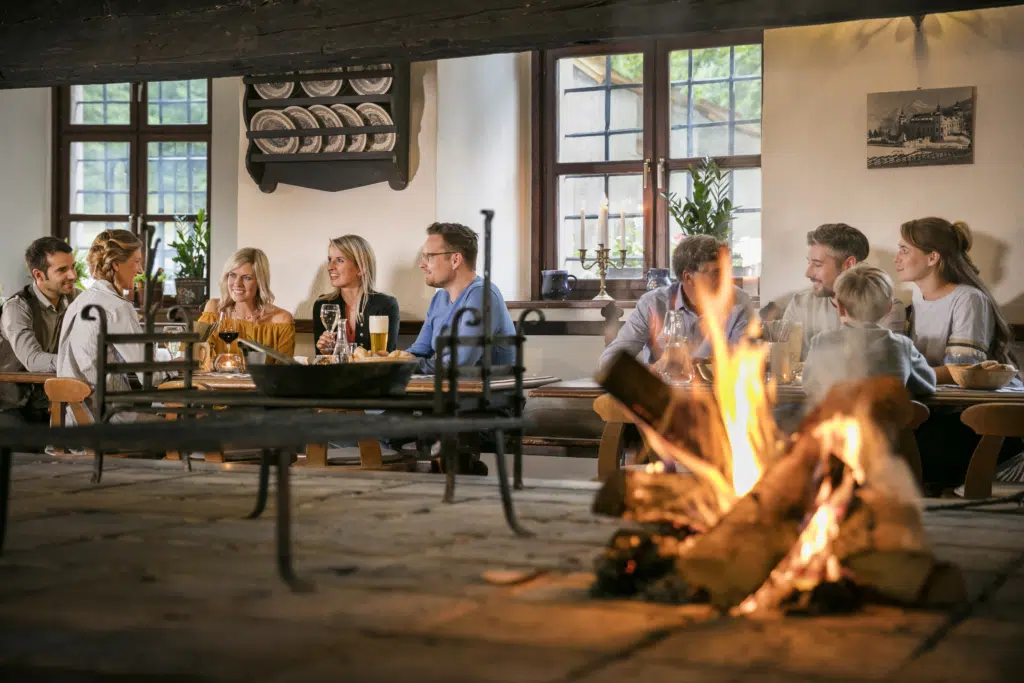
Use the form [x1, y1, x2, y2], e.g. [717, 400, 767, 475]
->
[945, 363, 1018, 390]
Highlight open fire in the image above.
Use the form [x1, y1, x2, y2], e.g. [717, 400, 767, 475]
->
[592, 249, 964, 614]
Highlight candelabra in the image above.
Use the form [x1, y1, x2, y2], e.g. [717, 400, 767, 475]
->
[578, 244, 627, 300]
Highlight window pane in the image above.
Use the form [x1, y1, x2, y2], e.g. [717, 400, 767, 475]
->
[667, 169, 761, 277]
[148, 221, 181, 294]
[70, 83, 132, 125]
[668, 45, 762, 159]
[558, 54, 644, 163]
[558, 174, 644, 281]
[148, 80, 209, 125]
[70, 142, 130, 214]
[147, 142, 208, 214]
[691, 47, 731, 81]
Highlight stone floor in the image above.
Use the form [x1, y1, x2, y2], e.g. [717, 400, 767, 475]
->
[1, 454, 1022, 682]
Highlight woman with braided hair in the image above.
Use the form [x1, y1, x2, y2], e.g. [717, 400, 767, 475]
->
[894, 216, 1022, 491]
[56, 229, 170, 423]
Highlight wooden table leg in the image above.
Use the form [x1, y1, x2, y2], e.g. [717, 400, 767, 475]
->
[963, 434, 1004, 499]
[597, 421, 626, 481]
[305, 443, 328, 467]
[358, 439, 383, 468]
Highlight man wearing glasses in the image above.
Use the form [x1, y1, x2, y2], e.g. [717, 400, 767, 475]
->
[407, 222, 515, 373]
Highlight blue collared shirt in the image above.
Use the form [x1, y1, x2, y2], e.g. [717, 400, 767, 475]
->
[598, 282, 752, 370]
[407, 276, 516, 374]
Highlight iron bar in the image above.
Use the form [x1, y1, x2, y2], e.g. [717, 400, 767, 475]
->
[480, 209, 494, 412]
[0, 448, 10, 555]
[491, 430, 532, 537]
[249, 450, 272, 519]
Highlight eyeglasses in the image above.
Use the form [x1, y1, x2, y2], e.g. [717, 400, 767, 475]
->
[418, 251, 456, 262]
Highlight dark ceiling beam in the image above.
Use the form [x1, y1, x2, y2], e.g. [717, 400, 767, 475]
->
[0, 0, 1017, 88]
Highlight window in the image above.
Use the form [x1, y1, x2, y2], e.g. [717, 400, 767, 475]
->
[53, 81, 212, 293]
[533, 35, 762, 300]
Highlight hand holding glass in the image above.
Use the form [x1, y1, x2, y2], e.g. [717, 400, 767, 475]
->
[318, 304, 341, 354]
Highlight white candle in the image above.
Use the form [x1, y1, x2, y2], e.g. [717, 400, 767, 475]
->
[579, 206, 586, 251]
[618, 206, 626, 246]
[598, 196, 609, 246]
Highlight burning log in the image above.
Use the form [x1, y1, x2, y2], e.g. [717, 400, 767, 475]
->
[672, 434, 823, 610]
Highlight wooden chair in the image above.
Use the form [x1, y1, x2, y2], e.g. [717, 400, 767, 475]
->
[960, 403, 1024, 499]
[897, 400, 929, 487]
[592, 393, 640, 481]
[161, 382, 224, 463]
[44, 378, 95, 456]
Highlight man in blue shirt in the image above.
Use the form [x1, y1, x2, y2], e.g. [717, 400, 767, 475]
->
[407, 222, 516, 374]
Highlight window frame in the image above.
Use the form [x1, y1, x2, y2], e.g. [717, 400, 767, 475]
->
[531, 31, 763, 301]
[51, 81, 213, 294]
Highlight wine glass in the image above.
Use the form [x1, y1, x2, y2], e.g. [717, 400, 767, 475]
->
[217, 310, 240, 354]
[320, 304, 340, 336]
[163, 325, 185, 359]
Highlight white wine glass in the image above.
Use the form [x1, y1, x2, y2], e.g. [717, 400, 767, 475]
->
[163, 325, 185, 359]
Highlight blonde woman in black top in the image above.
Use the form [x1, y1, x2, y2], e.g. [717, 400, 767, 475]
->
[313, 235, 400, 353]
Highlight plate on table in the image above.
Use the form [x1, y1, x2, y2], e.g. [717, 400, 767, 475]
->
[250, 110, 299, 155]
[283, 106, 322, 153]
[330, 104, 367, 152]
[253, 81, 295, 100]
[307, 104, 346, 153]
[355, 103, 396, 152]
[348, 63, 392, 95]
[300, 69, 344, 97]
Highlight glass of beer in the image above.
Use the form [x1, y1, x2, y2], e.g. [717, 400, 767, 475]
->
[369, 315, 389, 354]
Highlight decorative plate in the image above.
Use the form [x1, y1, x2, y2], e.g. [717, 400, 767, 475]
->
[330, 104, 367, 152]
[300, 69, 344, 97]
[283, 106, 322, 154]
[308, 104, 346, 153]
[349, 63, 393, 95]
[253, 80, 295, 100]
[356, 103, 396, 152]
[250, 110, 299, 155]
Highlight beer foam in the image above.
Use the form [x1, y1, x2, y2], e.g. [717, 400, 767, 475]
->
[369, 315, 389, 334]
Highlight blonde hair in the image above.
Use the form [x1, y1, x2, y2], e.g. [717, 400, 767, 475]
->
[901, 217, 1016, 366]
[218, 248, 275, 317]
[87, 229, 143, 284]
[833, 263, 893, 324]
[320, 235, 378, 325]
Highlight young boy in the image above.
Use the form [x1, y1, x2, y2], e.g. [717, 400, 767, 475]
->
[802, 264, 935, 403]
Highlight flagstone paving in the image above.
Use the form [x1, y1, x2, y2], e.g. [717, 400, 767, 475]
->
[1, 454, 1021, 682]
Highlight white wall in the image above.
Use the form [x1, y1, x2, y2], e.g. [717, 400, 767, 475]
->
[210, 78, 240, 276]
[761, 8, 1024, 321]
[0, 88, 50, 299]
[235, 62, 438, 321]
[435, 53, 533, 300]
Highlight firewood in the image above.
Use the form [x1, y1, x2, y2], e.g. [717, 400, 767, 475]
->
[799, 376, 912, 442]
[918, 560, 968, 608]
[673, 434, 823, 610]
[592, 470, 721, 532]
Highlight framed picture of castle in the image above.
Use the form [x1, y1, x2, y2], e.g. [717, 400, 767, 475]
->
[867, 86, 975, 169]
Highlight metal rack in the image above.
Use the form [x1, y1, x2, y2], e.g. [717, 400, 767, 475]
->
[0, 210, 544, 589]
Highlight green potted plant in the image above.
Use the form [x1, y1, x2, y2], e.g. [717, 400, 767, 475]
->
[171, 209, 210, 307]
[132, 268, 166, 308]
[662, 156, 739, 241]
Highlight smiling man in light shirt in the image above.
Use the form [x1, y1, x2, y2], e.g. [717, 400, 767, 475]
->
[783, 223, 906, 359]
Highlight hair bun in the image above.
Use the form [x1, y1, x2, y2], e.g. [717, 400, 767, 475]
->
[951, 220, 973, 253]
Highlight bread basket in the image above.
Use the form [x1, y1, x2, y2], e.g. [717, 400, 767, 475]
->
[945, 362, 1018, 390]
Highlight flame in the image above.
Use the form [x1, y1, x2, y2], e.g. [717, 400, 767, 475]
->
[694, 248, 775, 498]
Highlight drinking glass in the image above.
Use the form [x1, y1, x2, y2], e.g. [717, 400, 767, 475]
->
[217, 310, 240, 354]
[369, 315, 389, 354]
[658, 311, 693, 385]
[320, 304, 340, 337]
[163, 325, 185, 359]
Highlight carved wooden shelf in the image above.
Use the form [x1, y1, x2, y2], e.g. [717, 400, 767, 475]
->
[242, 63, 410, 193]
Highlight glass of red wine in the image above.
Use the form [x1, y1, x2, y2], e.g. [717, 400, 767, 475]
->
[214, 311, 243, 373]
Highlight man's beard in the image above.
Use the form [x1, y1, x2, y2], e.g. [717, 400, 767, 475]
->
[813, 284, 835, 298]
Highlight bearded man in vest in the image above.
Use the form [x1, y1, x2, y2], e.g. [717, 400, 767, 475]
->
[0, 237, 79, 424]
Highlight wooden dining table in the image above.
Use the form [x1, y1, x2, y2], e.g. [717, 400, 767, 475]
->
[1, 371, 559, 468]
[530, 377, 1024, 485]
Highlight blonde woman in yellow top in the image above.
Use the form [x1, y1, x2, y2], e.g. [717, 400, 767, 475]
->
[199, 248, 295, 358]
